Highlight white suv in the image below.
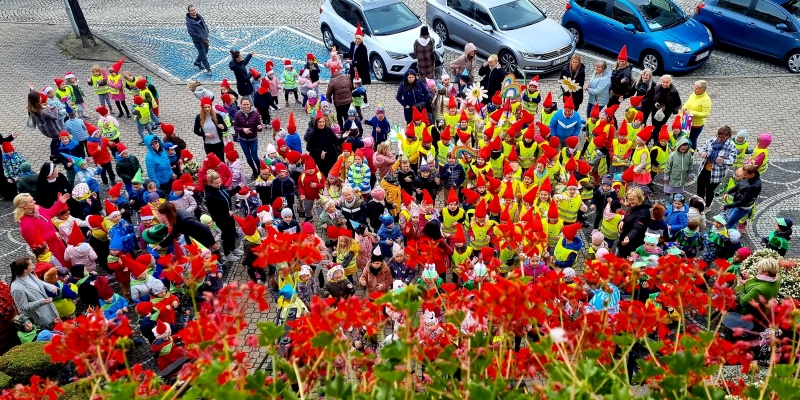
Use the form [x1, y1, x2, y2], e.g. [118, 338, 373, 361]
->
[319, 0, 445, 80]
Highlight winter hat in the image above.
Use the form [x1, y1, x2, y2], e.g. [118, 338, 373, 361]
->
[266, 143, 277, 155]
[758, 133, 773, 147]
[643, 234, 659, 245]
[205, 153, 222, 169]
[736, 247, 752, 260]
[776, 217, 793, 229]
[34, 262, 54, 279]
[1, 142, 14, 153]
[105, 199, 120, 219]
[37, 330, 54, 342]
[274, 162, 287, 174]
[651, 203, 665, 220]
[562, 267, 576, 281]
[172, 180, 184, 192]
[116, 143, 129, 156]
[95, 276, 114, 300]
[142, 224, 169, 244]
[736, 129, 748, 140]
[139, 205, 154, 220]
[362, 136, 374, 148]
[601, 174, 613, 186]
[122, 254, 148, 279]
[301, 222, 315, 235]
[371, 185, 386, 201]
[145, 192, 160, 203]
[71, 183, 91, 201]
[135, 302, 154, 316]
[281, 208, 293, 218]
[135, 79, 148, 90]
[153, 321, 171, 340]
[595, 248, 610, 261]
[380, 214, 394, 227]
[590, 230, 604, 245]
[371, 252, 383, 263]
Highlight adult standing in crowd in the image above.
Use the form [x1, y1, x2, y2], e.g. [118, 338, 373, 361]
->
[9, 257, 60, 329]
[306, 115, 341, 177]
[548, 97, 582, 143]
[696, 126, 737, 208]
[395, 69, 430, 123]
[478, 55, 504, 105]
[156, 202, 216, 249]
[228, 50, 255, 100]
[585, 60, 610, 118]
[232, 98, 263, 179]
[449, 43, 477, 84]
[203, 170, 242, 262]
[345, 23, 370, 85]
[617, 187, 651, 258]
[607, 46, 632, 108]
[26, 91, 62, 160]
[413, 26, 436, 81]
[559, 54, 585, 113]
[144, 135, 174, 193]
[14, 192, 72, 268]
[326, 66, 353, 128]
[185, 5, 211, 76]
[193, 97, 228, 160]
[34, 161, 81, 217]
[627, 69, 655, 125]
[722, 164, 762, 229]
[649, 75, 681, 142]
[682, 80, 713, 150]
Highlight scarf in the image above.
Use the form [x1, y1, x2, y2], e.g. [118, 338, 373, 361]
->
[169, 191, 183, 201]
[342, 196, 358, 209]
[3, 153, 15, 160]
[707, 140, 727, 164]
[369, 266, 382, 276]
[756, 274, 777, 283]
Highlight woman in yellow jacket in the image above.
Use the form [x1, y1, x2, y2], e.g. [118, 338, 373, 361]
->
[682, 80, 712, 150]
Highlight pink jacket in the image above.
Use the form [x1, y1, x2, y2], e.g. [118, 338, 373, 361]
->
[267, 75, 281, 97]
[373, 153, 395, 179]
[19, 202, 70, 268]
[64, 243, 98, 272]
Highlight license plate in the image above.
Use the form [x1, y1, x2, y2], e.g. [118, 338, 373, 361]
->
[552, 56, 569, 65]
[695, 50, 709, 60]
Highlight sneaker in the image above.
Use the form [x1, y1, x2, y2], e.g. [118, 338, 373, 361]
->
[275, 104, 281, 110]
[232, 249, 244, 256]
[205, 69, 213, 76]
[223, 254, 240, 262]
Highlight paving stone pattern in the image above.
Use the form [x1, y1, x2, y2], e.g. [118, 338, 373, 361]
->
[0, 12, 798, 374]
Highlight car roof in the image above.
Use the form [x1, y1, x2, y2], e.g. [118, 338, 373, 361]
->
[473, 0, 520, 8]
[349, 0, 404, 11]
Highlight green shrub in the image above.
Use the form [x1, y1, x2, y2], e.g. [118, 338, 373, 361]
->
[0, 371, 11, 389]
[59, 379, 92, 400]
[0, 342, 62, 385]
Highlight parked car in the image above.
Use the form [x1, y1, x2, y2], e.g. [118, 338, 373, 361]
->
[319, 0, 446, 80]
[426, 0, 576, 75]
[694, 0, 800, 72]
[562, 0, 714, 74]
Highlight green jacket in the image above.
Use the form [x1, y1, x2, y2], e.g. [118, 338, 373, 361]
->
[663, 137, 693, 188]
[736, 277, 779, 316]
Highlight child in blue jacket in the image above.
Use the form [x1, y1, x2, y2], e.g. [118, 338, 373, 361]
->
[363, 106, 390, 145]
[377, 214, 402, 258]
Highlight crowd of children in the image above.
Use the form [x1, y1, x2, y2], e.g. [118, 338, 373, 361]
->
[9, 47, 792, 374]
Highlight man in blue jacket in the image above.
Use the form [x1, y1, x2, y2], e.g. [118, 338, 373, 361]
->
[548, 95, 582, 144]
[186, 5, 211, 75]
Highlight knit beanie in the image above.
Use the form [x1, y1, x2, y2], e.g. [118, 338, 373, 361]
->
[651, 204, 665, 220]
[281, 208, 293, 218]
[371, 186, 386, 201]
[590, 230, 604, 245]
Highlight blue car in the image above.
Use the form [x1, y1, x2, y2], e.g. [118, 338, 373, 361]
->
[562, 0, 714, 73]
[694, 0, 800, 73]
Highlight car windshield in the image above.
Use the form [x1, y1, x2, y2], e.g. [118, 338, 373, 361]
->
[489, 0, 545, 30]
[784, 0, 800, 19]
[630, 0, 686, 31]
[364, 3, 421, 36]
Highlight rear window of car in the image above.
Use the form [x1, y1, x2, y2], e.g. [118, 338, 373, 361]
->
[717, 0, 751, 14]
[586, 0, 609, 14]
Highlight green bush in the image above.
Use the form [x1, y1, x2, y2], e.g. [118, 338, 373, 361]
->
[0, 371, 11, 389]
[59, 379, 92, 400]
[0, 342, 62, 385]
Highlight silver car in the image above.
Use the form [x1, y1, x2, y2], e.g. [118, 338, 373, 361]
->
[426, 0, 576, 75]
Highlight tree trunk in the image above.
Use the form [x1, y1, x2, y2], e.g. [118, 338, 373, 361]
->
[68, 0, 96, 48]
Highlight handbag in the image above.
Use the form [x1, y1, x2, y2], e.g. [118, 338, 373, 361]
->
[653, 108, 665, 122]
[26, 112, 38, 129]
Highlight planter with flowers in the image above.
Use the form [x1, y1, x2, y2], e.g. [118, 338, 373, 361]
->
[0, 280, 20, 355]
[740, 249, 800, 299]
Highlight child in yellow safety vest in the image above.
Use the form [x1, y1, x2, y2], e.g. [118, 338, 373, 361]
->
[553, 174, 587, 225]
[610, 123, 633, 175]
[731, 129, 751, 169]
[542, 200, 563, 250]
[599, 200, 624, 248]
[439, 188, 466, 239]
[518, 125, 539, 171]
[450, 224, 474, 279]
[552, 223, 582, 270]
[631, 129, 652, 186]
[746, 133, 771, 174]
[468, 199, 496, 253]
[540, 92, 557, 127]
[521, 76, 541, 114]
[87, 65, 113, 111]
[649, 126, 672, 183]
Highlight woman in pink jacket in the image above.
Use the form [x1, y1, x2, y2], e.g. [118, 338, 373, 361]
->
[14, 192, 72, 268]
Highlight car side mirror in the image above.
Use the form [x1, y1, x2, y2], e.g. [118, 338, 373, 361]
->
[776, 23, 788, 31]
[482, 24, 493, 32]
[624, 23, 636, 33]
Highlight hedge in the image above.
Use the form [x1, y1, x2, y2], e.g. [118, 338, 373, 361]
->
[0, 342, 62, 385]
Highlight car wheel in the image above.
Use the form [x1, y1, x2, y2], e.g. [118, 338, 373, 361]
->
[785, 50, 800, 73]
[499, 50, 518, 75]
[641, 51, 663, 75]
[433, 19, 449, 43]
[321, 26, 335, 51]
[565, 24, 583, 47]
[371, 54, 388, 81]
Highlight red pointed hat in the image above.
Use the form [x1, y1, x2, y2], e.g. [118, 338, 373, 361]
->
[67, 221, 85, 246]
[108, 182, 123, 198]
[488, 195, 501, 214]
[566, 173, 578, 188]
[577, 160, 592, 175]
[474, 199, 487, 219]
[440, 125, 451, 141]
[672, 115, 682, 129]
[503, 161, 513, 176]
[457, 129, 471, 145]
[401, 190, 414, 207]
[220, 78, 231, 89]
[234, 214, 259, 236]
[563, 95, 574, 110]
[539, 177, 552, 194]
[459, 109, 469, 122]
[448, 95, 457, 109]
[461, 188, 480, 204]
[618, 122, 628, 138]
[422, 129, 432, 144]
[110, 57, 125, 73]
[405, 123, 416, 138]
[562, 223, 581, 241]
[105, 199, 118, 215]
[542, 92, 553, 108]
[547, 199, 559, 219]
[422, 190, 434, 205]
[501, 181, 515, 200]
[621, 165, 635, 182]
[287, 112, 297, 133]
[658, 125, 670, 141]
[520, 205, 534, 224]
[500, 205, 512, 223]
[522, 186, 538, 204]
[564, 156, 577, 173]
[629, 95, 644, 108]
[590, 103, 601, 119]
[122, 254, 148, 278]
[530, 212, 544, 232]
[447, 188, 458, 204]
[355, 21, 364, 37]
[618, 45, 628, 60]
[507, 147, 518, 162]
[638, 126, 654, 143]
[565, 136, 579, 149]
[453, 224, 466, 243]
[475, 173, 486, 188]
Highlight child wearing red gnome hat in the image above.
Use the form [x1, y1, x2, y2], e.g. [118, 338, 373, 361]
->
[151, 320, 188, 372]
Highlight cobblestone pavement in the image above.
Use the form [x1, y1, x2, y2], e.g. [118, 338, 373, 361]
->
[0, 7, 798, 372]
[1, 0, 794, 77]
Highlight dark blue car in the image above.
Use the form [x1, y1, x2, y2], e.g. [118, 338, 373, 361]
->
[562, 0, 714, 74]
[694, 0, 800, 72]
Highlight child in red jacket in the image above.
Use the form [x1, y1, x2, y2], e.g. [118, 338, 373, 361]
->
[298, 157, 324, 221]
[86, 126, 116, 184]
